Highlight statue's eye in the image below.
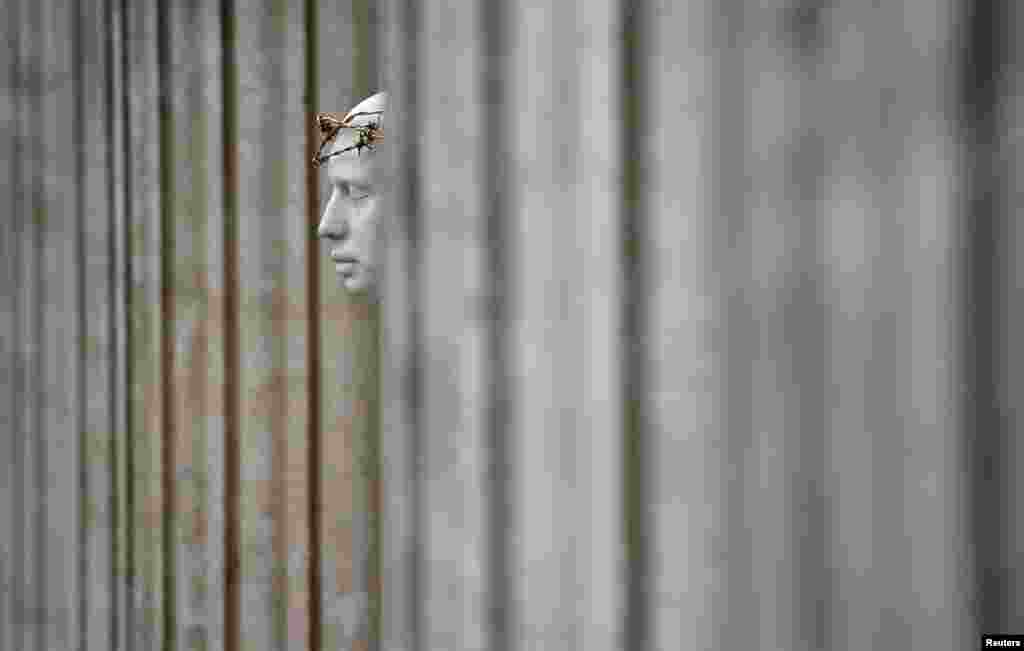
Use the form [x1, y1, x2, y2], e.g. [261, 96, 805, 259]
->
[335, 181, 371, 201]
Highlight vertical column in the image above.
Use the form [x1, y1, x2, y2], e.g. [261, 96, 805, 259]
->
[40, 6, 59, 647]
[814, 2, 967, 649]
[816, 5, 891, 645]
[964, 0, 1018, 643]
[17, 24, 41, 631]
[416, 3, 491, 650]
[14, 3, 41, 645]
[79, 0, 117, 647]
[40, 2, 83, 645]
[378, 0, 420, 648]
[646, 1, 729, 649]
[999, 0, 1024, 637]
[23, 0, 46, 648]
[505, 1, 625, 650]
[165, 3, 229, 651]
[108, 0, 132, 647]
[897, 4, 971, 642]
[233, 2, 312, 649]
[123, 1, 165, 648]
[725, 5, 822, 649]
[11, 1, 38, 644]
[0, 0, 16, 645]
[313, 4, 382, 650]
[893, 2, 970, 647]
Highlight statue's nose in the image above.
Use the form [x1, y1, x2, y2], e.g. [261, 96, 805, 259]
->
[318, 214, 348, 241]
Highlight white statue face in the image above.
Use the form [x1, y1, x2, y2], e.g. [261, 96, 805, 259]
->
[317, 92, 388, 294]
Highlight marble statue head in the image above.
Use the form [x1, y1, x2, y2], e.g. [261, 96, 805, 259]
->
[315, 91, 389, 294]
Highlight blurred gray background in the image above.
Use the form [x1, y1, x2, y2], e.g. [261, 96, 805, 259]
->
[2, 1, 1022, 650]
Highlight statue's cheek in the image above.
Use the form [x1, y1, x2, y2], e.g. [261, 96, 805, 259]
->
[367, 197, 382, 225]
[354, 196, 381, 230]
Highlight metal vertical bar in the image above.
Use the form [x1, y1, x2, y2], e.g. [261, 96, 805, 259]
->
[313, 3, 382, 649]
[646, 2, 724, 648]
[0, 0, 16, 642]
[163, 2, 229, 650]
[80, 0, 117, 646]
[0, 0, 16, 644]
[20, 0, 45, 647]
[993, 0, 1024, 638]
[108, 0, 131, 646]
[123, 1, 165, 647]
[233, 1, 312, 649]
[504, 1, 625, 649]
[415, 3, 491, 650]
[6, 1, 27, 644]
[379, 0, 421, 648]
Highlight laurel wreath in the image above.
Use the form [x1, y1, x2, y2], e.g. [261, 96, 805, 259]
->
[312, 110, 384, 168]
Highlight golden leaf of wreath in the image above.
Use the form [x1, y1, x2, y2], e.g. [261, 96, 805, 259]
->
[312, 110, 384, 168]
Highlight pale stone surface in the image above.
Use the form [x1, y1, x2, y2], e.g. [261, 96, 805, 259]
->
[318, 92, 389, 295]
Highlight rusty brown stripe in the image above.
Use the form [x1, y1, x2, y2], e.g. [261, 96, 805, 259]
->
[621, 1, 650, 649]
[117, 0, 137, 643]
[157, 0, 177, 646]
[221, 1, 240, 649]
[304, 0, 323, 649]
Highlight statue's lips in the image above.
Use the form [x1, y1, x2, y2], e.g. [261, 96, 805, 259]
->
[332, 255, 358, 276]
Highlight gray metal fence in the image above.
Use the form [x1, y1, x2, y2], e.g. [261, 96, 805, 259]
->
[4, 1, 380, 650]
[3, 1, 1023, 651]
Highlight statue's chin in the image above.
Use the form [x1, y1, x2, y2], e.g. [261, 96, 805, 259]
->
[341, 267, 375, 294]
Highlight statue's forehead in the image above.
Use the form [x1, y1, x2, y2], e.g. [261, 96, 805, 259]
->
[325, 136, 377, 184]
[345, 92, 387, 122]
[318, 91, 386, 178]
